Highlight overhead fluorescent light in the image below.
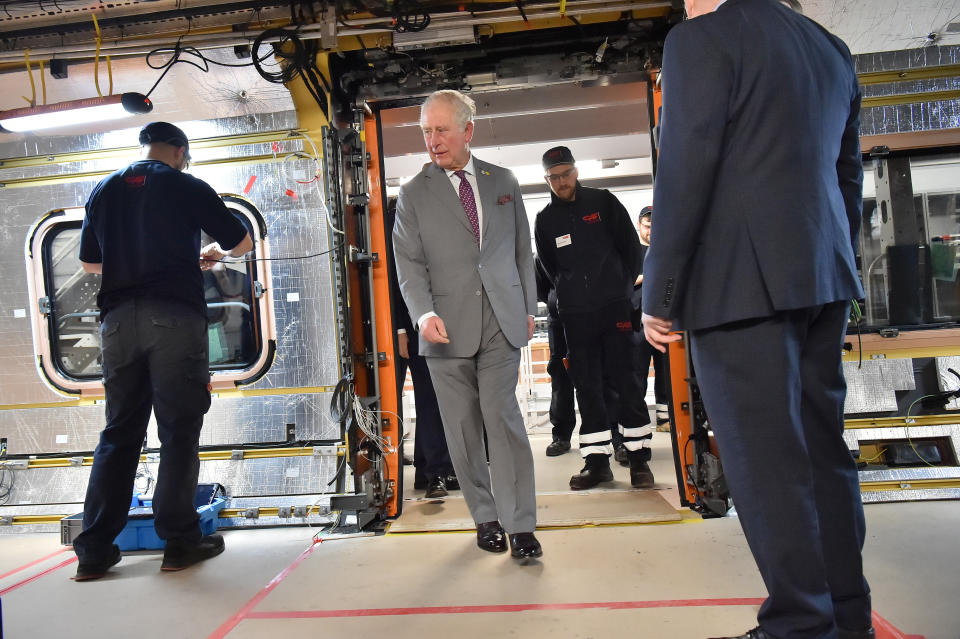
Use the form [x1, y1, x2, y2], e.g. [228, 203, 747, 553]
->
[0, 92, 152, 133]
[393, 25, 476, 51]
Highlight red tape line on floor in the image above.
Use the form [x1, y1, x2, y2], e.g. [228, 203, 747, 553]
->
[206, 540, 322, 639]
[244, 598, 767, 618]
[240, 602, 921, 639]
[0, 548, 70, 581]
[0, 556, 77, 597]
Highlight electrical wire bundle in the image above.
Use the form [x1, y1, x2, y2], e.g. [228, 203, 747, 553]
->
[250, 27, 330, 120]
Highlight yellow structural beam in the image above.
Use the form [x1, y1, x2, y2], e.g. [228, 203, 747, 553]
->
[860, 478, 960, 492]
[0, 385, 336, 410]
[0, 129, 308, 170]
[846, 414, 960, 430]
[0, 445, 343, 469]
[858, 64, 960, 86]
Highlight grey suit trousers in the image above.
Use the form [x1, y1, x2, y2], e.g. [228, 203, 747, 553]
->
[426, 290, 537, 534]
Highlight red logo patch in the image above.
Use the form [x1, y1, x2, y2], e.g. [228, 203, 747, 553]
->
[616, 321, 633, 332]
[124, 175, 146, 188]
[582, 212, 600, 224]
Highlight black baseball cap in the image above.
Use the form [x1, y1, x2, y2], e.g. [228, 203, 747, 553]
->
[138, 122, 189, 152]
[639, 206, 653, 218]
[542, 146, 575, 170]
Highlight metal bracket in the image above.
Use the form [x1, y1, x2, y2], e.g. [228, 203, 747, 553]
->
[38, 296, 51, 315]
[243, 507, 260, 519]
[878, 328, 900, 338]
[69, 457, 84, 467]
[293, 505, 309, 518]
[869, 145, 891, 158]
[277, 506, 292, 518]
[348, 193, 370, 207]
[0, 516, 13, 526]
[231, 449, 244, 460]
[348, 246, 379, 263]
[253, 281, 265, 298]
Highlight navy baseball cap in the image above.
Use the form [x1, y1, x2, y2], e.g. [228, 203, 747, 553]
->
[639, 206, 653, 218]
[139, 122, 189, 152]
[542, 146, 575, 170]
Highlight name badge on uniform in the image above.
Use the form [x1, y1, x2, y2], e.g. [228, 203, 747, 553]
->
[556, 234, 572, 248]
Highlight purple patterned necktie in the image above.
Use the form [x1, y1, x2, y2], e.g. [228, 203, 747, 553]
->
[454, 169, 480, 247]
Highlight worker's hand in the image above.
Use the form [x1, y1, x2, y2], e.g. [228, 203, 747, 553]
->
[398, 332, 410, 359]
[421, 316, 450, 344]
[200, 243, 226, 271]
[642, 313, 681, 353]
[635, 274, 644, 286]
[528, 315, 535, 340]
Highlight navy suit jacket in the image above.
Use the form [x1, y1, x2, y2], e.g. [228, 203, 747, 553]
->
[641, 0, 865, 331]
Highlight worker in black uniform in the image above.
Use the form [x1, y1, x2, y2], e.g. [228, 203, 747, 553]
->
[73, 122, 253, 580]
[534, 146, 654, 490]
[633, 206, 670, 431]
[536, 257, 624, 458]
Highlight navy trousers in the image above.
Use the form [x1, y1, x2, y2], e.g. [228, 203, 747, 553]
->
[74, 298, 211, 563]
[398, 332, 453, 481]
[690, 301, 870, 639]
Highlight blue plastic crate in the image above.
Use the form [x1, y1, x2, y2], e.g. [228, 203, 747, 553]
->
[113, 497, 227, 551]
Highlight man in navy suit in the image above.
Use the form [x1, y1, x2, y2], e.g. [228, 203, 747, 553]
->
[642, 1, 871, 638]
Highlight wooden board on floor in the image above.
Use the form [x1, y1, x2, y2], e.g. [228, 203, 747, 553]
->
[389, 490, 682, 533]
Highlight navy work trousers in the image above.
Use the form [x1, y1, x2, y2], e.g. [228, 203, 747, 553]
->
[73, 298, 211, 563]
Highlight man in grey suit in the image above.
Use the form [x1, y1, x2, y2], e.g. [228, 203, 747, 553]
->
[392, 89, 542, 560]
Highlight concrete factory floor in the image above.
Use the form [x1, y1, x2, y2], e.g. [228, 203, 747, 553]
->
[0, 432, 957, 639]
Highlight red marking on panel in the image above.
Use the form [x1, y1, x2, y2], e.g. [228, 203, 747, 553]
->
[243, 175, 257, 195]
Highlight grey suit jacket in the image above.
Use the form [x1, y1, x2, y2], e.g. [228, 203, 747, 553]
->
[393, 157, 537, 358]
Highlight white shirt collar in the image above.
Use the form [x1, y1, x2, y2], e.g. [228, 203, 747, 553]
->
[445, 154, 476, 178]
[714, 0, 728, 10]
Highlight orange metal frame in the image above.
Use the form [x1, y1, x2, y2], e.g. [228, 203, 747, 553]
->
[363, 113, 401, 518]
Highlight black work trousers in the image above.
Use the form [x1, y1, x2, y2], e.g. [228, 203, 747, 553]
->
[547, 318, 622, 448]
[73, 298, 211, 563]
[635, 332, 669, 407]
[560, 299, 651, 460]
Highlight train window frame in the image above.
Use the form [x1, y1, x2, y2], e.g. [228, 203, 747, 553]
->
[25, 195, 276, 397]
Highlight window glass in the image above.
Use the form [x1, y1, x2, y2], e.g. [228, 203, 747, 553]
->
[43, 209, 262, 380]
[857, 152, 960, 329]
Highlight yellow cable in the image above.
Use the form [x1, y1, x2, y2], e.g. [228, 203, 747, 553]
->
[92, 13, 103, 98]
[559, 0, 567, 16]
[39, 58, 47, 104]
[107, 55, 113, 95]
[861, 447, 887, 463]
[22, 49, 36, 106]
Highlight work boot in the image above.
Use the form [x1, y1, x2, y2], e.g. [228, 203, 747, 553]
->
[161, 534, 225, 571]
[629, 457, 655, 489]
[73, 545, 121, 582]
[545, 438, 571, 456]
[569, 454, 614, 490]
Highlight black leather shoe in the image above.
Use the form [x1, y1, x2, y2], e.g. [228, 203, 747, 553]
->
[476, 521, 507, 553]
[545, 438, 571, 456]
[630, 460, 655, 489]
[161, 534, 225, 571]
[424, 476, 448, 499]
[509, 532, 543, 560]
[73, 545, 121, 581]
[569, 461, 614, 490]
[838, 627, 875, 639]
[614, 444, 629, 467]
[445, 474, 460, 490]
[708, 627, 776, 639]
